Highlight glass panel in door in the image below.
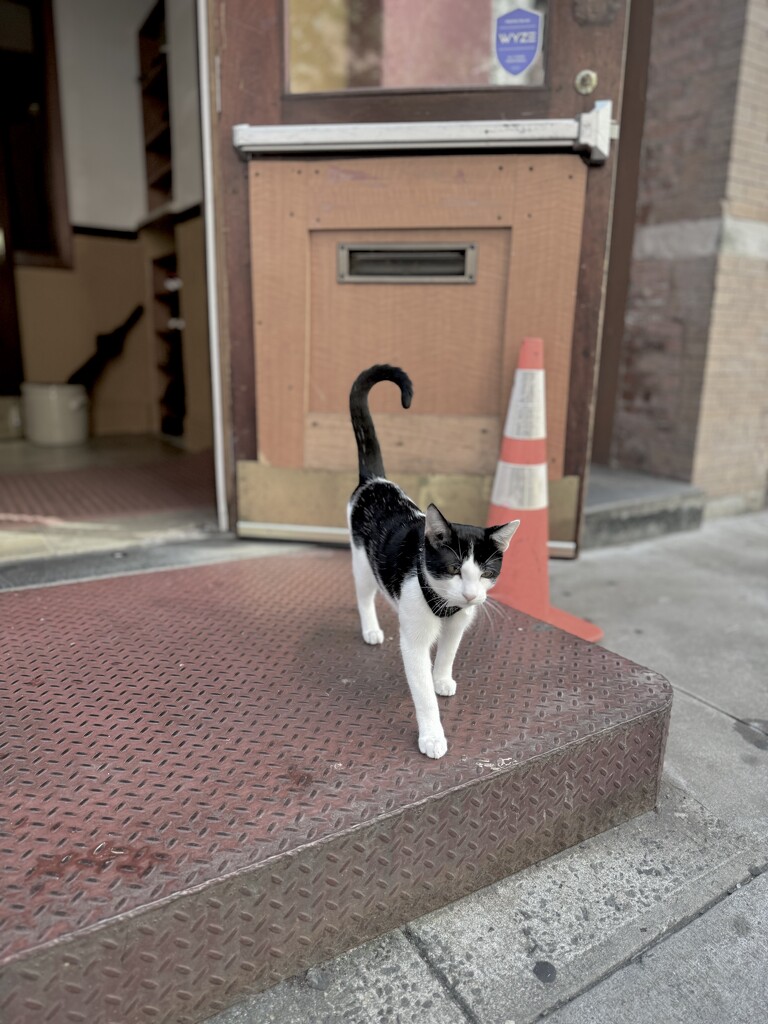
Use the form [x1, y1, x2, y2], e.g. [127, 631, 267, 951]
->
[286, 0, 548, 94]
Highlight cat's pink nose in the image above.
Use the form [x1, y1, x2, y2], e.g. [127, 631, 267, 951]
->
[463, 590, 480, 603]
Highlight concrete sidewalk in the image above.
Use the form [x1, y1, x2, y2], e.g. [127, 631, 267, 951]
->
[213, 511, 768, 1023]
[2, 511, 766, 1023]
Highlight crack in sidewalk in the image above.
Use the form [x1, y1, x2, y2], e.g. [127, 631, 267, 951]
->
[673, 683, 768, 744]
[535, 858, 768, 1021]
[402, 925, 482, 1024]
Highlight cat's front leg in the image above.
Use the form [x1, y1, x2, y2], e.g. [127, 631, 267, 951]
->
[433, 607, 476, 696]
[398, 579, 446, 758]
[401, 635, 446, 758]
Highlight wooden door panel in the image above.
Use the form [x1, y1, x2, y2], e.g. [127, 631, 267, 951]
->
[244, 152, 586, 535]
[305, 413, 500, 475]
[308, 228, 510, 419]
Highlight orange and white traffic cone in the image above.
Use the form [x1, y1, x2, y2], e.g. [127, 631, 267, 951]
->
[487, 337, 603, 643]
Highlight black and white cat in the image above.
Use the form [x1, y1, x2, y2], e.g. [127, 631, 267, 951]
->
[347, 365, 519, 759]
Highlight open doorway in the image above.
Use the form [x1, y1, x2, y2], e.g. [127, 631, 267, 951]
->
[0, 0, 216, 561]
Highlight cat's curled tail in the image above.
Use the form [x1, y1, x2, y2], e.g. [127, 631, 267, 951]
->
[349, 365, 413, 484]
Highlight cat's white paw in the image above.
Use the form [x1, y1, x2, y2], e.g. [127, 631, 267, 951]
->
[362, 628, 385, 645]
[433, 676, 457, 697]
[419, 732, 448, 759]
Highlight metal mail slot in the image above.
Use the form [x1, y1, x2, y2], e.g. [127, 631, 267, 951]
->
[337, 243, 477, 284]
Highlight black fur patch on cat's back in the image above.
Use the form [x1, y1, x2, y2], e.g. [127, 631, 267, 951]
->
[350, 479, 423, 600]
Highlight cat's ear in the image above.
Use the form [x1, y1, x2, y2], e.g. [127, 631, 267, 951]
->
[488, 520, 520, 552]
[425, 504, 452, 546]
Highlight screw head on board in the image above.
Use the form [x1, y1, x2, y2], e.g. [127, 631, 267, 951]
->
[574, 69, 598, 95]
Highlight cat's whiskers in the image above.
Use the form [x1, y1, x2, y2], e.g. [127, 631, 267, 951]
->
[433, 594, 456, 616]
[477, 600, 497, 636]
[484, 597, 507, 622]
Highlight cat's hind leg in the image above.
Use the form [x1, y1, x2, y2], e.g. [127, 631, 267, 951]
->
[350, 543, 384, 644]
[433, 607, 475, 696]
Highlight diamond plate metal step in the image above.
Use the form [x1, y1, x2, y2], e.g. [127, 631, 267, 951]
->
[0, 550, 671, 1023]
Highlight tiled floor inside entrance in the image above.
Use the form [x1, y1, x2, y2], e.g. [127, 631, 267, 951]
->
[0, 437, 217, 563]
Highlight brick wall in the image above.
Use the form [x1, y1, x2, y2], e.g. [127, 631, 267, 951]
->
[609, 0, 768, 511]
[692, 0, 768, 511]
[634, 0, 745, 226]
[616, 251, 717, 480]
[723, 0, 768, 225]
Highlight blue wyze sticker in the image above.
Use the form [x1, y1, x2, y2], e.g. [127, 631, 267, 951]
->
[495, 8, 542, 76]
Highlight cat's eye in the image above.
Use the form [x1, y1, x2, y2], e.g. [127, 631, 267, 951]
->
[481, 567, 497, 578]
[449, 564, 462, 575]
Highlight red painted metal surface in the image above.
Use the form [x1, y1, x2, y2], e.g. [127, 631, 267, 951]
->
[0, 550, 671, 1022]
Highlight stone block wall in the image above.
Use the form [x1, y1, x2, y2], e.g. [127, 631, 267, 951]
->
[633, 0, 745, 225]
[692, 0, 768, 512]
[610, 0, 768, 512]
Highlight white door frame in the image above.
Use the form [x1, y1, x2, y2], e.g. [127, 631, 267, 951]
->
[196, 0, 229, 531]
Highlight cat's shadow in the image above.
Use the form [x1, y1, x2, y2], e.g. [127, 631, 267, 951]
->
[298, 606, 403, 706]
[296, 602, 483, 723]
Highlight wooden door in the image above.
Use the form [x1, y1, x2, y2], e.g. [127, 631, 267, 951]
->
[238, 152, 586, 542]
[0, 0, 70, 397]
[208, 0, 632, 545]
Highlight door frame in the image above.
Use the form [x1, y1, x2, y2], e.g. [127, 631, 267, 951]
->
[591, 0, 655, 465]
[196, 0, 230, 530]
[0, 151, 23, 395]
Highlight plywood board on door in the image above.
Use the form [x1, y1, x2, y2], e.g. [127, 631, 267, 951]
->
[243, 153, 586, 541]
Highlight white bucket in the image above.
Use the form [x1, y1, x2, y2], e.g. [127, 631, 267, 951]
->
[21, 383, 90, 447]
